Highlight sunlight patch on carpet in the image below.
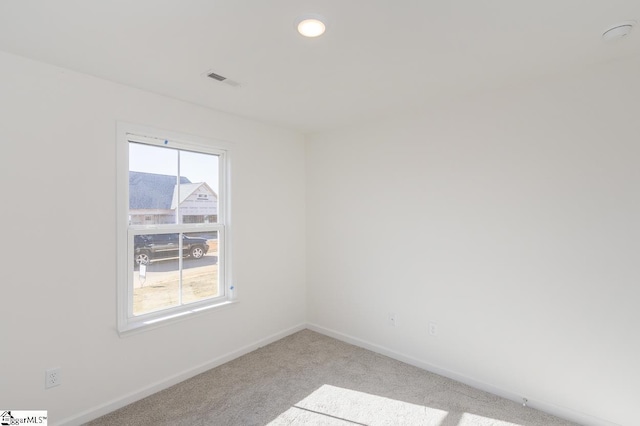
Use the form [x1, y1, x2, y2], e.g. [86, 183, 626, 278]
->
[268, 384, 449, 425]
[458, 412, 522, 426]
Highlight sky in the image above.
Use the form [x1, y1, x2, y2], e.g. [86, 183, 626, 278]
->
[129, 142, 219, 192]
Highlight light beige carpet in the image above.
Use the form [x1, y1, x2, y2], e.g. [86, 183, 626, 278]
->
[87, 330, 577, 425]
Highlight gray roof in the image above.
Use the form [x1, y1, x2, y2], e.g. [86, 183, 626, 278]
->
[129, 171, 191, 210]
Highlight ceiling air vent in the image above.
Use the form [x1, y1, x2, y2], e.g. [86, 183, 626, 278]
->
[207, 72, 226, 81]
[203, 70, 242, 88]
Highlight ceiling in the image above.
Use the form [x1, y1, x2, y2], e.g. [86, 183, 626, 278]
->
[1, 1, 639, 133]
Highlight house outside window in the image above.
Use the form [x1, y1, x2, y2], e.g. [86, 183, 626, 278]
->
[117, 124, 233, 334]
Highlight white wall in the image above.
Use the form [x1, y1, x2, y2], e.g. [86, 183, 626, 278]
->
[3, 44, 637, 426]
[0, 51, 306, 424]
[306, 57, 640, 426]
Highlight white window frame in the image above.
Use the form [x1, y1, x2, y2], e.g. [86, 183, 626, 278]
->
[116, 122, 234, 335]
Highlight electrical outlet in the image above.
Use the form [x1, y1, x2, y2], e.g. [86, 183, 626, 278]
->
[45, 367, 61, 389]
[428, 321, 438, 336]
[388, 312, 397, 327]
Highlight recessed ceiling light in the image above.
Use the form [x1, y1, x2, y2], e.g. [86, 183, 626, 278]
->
[602, 21, 635, 42]
[295, 14, 326, 38]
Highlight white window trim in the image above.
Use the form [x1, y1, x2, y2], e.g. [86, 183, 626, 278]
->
[116, 122, 235, 336]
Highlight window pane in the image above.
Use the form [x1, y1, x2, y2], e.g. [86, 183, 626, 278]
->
[178, 151, 219, 224]
[182, 231, 219, 303]
[132, 233, 181, 316]
[132, 231, 219, 316]
[129, 143, 179, 225]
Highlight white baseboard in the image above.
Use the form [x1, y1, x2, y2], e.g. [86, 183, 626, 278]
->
[306, 323, 620, 426]
[56, 323, 306, 426]
[56, 322, 619, 426]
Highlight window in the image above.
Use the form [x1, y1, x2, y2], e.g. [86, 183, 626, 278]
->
[117, 124, 233, 334]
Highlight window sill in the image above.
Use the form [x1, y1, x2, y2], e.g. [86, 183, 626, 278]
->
[118, 300, 238, 337]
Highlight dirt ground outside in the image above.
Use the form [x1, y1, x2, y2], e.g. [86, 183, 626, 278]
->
[133, 239, 219, 315]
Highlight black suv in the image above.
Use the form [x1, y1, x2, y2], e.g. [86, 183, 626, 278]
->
[134, 234, 210, 265]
